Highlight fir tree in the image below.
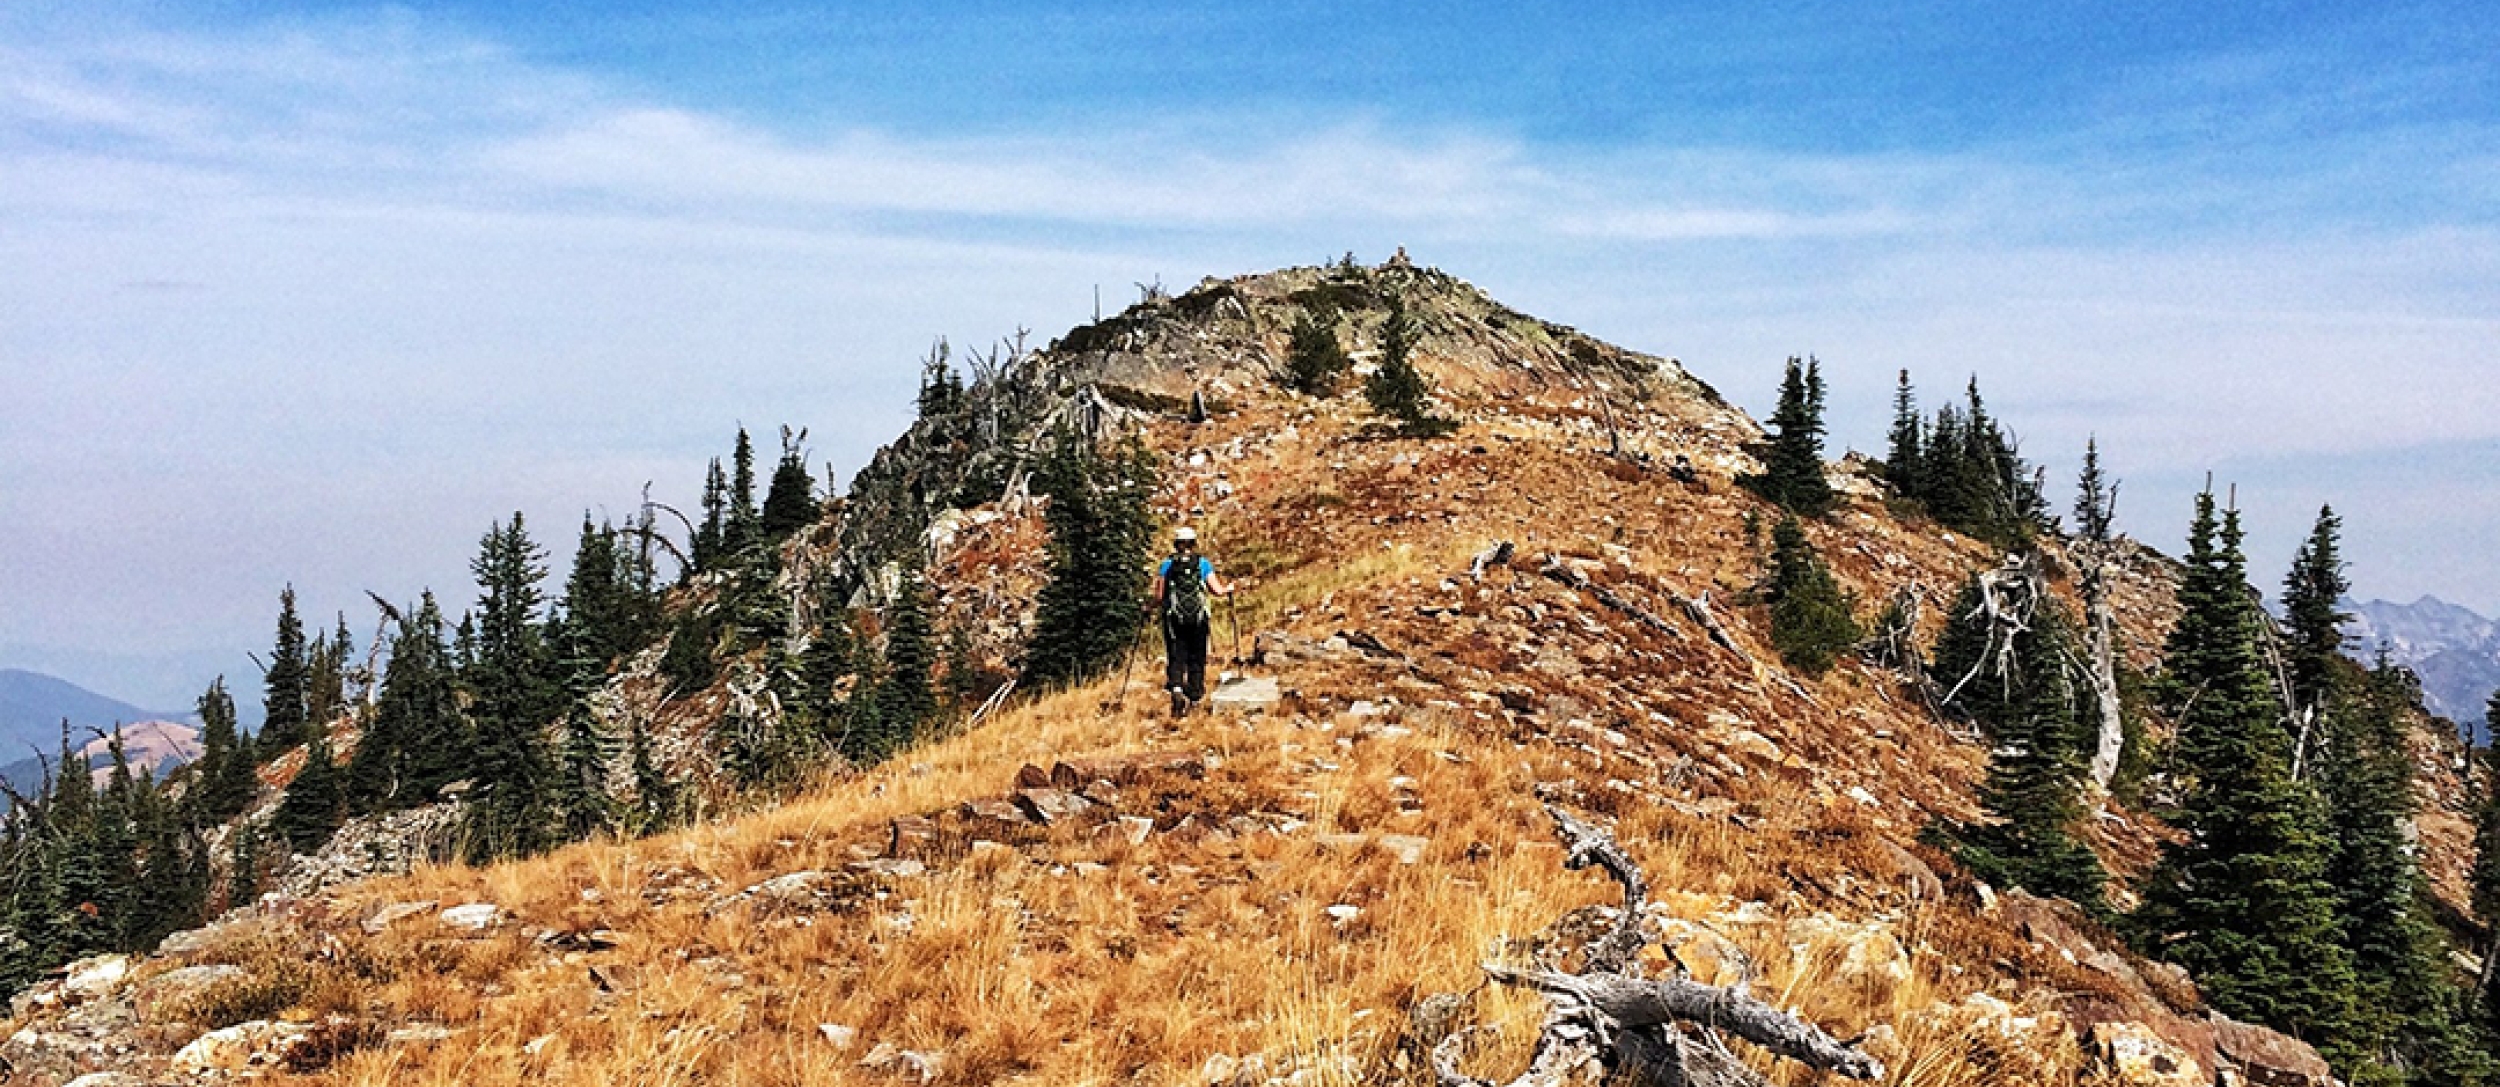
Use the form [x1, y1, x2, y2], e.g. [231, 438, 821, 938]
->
[1884, 369, 1922, 496]
[348, 593, 466, 812]
[868, 567, 939, 760]
[2475, 689, 2500, 1034]
[259, 587, 311, 756]
[1741, 357, 1835, 517]
[464, 514, 558, 860]
[226, 823, 262, 910]
[1284, 311, 1351, 396]
[1929, 576, 2110, 912]
[1363, 298, 1448, 436]
[627, 716, 677, 836]
[193, 678, 255, 824]
[1023, 429, 1158, 689]
[2281, 506, 2352, 725]
[726, 427, 760, 557]
[2135, 494, 2358, 1045]
[694, 457, 728, 572]
[273, 728, 344, 855]
[1765, 514, 1859, 675]
[305, 620, 345, 731]
[2075, 439, 2115, 543]
[759, 427, 819, 543]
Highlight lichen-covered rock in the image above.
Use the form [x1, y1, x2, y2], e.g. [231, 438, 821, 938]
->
[2085, 1021, 2205, 1087]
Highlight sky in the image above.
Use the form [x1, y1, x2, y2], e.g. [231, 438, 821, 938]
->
[2, 1, 2494, 717]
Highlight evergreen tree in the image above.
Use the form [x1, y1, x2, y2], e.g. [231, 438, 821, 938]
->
[193, 678, 255, 824]
[759, 427, 819, 543]
[305, 621, 345, 731]
[2316, 657, 2486, 1082]
[1929, 576, 2110, 912]
[694, 457, 728, 572]
[1884, 369, 1922, 496]
[2135, 494, 2358, 1045]
[726, 427, 760, 557]
[259, 587, 311, 756]
[1023, 429, 1159, 689]
[1765, 514, 1859, 675]
[1741, 357, 1835, 517]
[464, 514, 559, 860]
[272, 728, 344, 855]
[867, 566, 939, 760]
[1363, 298, 1448, 435]
[226, 822, 262, 910]
[2281, 506, 2353, 725]
[348, 593, 466, 812]
[2074, 438, 2115, 543]
[1284, 311, 1351, 396]
[2475, 689, 2500, 1034]
[627, 716, 677, 836]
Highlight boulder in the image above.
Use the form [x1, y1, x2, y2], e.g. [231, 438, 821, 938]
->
[1014, 788, 1094, 825]
[960, 798, 1032, 826]
[62, 954, 133, 1003]
[2211, 1014, 2333, 1087]
[1208, 675, 1281, 710]
[2085, 1021, 2205, 1087]
[889, 815, 939, 857]
[171, 1019, 309, 1074]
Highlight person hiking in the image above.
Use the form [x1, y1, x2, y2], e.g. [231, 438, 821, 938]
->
[1149, 526, 1233, 716]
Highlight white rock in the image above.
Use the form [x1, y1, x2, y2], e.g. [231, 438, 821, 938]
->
[1324, 904, 1361, 925]
[438, 903, 505, 931]
[362, 900, 439, 934]
[62, 954, 132, 1001]
[64, 1074, 144, 1087]
[819, 1023, 858, 1049]
[1375, 834, 1430, 865]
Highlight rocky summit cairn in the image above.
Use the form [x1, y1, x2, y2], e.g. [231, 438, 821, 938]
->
[1424, 806, 1882, 1087]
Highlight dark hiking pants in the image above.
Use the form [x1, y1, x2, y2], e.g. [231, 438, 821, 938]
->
[1163, 612, 1211, 701]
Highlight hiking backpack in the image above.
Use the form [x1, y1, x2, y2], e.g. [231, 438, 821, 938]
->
[1164, 556, 1211, 623]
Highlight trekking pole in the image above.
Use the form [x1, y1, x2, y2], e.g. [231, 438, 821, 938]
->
[1225, 592, 1244, 664]
[1108, 610, 1145, 711]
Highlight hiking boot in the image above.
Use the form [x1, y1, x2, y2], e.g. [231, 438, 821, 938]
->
[1170, 687, 1188, 718]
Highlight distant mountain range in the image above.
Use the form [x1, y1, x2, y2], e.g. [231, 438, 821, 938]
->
[2346, 596, 2500, 739]
[0, 720, 203, 795]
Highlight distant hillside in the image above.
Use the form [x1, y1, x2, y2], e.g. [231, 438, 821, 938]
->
[2347, 596, 2500, 737]
[0, 667, 165, 758]
[0, 718, 201, 794]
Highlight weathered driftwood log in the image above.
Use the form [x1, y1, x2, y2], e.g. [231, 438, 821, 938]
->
[1429, 806, 1884, 1087]
[1539, 555, 1682, 638]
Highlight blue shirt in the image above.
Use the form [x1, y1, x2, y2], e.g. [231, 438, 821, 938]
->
[1158, 556, 1214, 580]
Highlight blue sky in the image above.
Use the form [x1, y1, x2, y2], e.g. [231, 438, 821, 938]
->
[2, 1, 2495, 715]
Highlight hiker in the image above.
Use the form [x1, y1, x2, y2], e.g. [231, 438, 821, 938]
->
[1149, 526, 1234, 716]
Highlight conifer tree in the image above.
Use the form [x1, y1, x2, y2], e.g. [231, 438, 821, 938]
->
[2136, 493, 2358, 1044]
[273, 728, 344, 855]
[2475, 690, 2500, 1033]
[226, 822, 261, 910]
[1363, 298, 1447, 436]
[348, 593, 466, 812]
[1024, 429, 1158, 689]
[1742, 357, 1835, 517]
[259, 587, 311, 756]
[1285, 311, 1351, 396]
[626, 716, 677, 835]
[2281, 506, 2352, 725]
[193, 678, 256, 824]
[1884, 369, 1922, 496]
[695, 457, 728, 571]
[1765, 514, 1859, 675]
[759, 427, 819, 543]
[867, 567, 939, 760]
[2315, 657, 2485, 1082]
[727, 427, 760, 557]
[464, 514, 558, 859]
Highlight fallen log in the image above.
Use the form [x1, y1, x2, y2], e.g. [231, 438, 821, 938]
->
[1539, 555, 1682, 638]
[1427, 805, 1884, 1087]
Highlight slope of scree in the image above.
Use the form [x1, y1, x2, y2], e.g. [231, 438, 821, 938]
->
[4, 257, 2482, 1087]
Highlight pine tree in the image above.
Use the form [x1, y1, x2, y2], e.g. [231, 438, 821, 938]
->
[273, 728, 344, 855]
[348, 593, 466, 812]
[1742, 357, 1835, 517]
[1363, 298, 1447, 436]
[1884, 369, 1922, 496]
[1284, 311, 1351, 396]
[1024, 429, 1159, 689]
[1765, 514, 1859, 675]
[2281, 506, 2352, 725]
[759, 427, 819, 543]
[193, 678, 255, 824]
[2136, 493, 2358, 1044]
[464, 514, 559, 860]
[259, 587, 311, 756]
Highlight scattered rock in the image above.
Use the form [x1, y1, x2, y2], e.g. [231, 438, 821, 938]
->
[133, 963, 247, 1017]
[60, 955, 132, 1003]
[819, 1023, 858, 1049]
[63, 1072, 145, 1087]
[438, 903, 505, 931]
[849, 858, 927, 879]
[2085, 1021, 2205, 1087]
[860, 1041, 946, 1084]
[388, 1024, 457, 1045]
[1375, 834, 1430, 865]
[1209, 675, 1281, 710]
[1014, 787, 1095, 825]
[1014, 764, 1053, 789]
[1726, 729, 1783, 761]
[171, 1019, 308, 1074]
[1116, 816, 1155, 846]
[362, 900, 439, 934]
[1325, 904, 1361, 925]
[750, 871, 834, 904]
[888, 815, 939, 857]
